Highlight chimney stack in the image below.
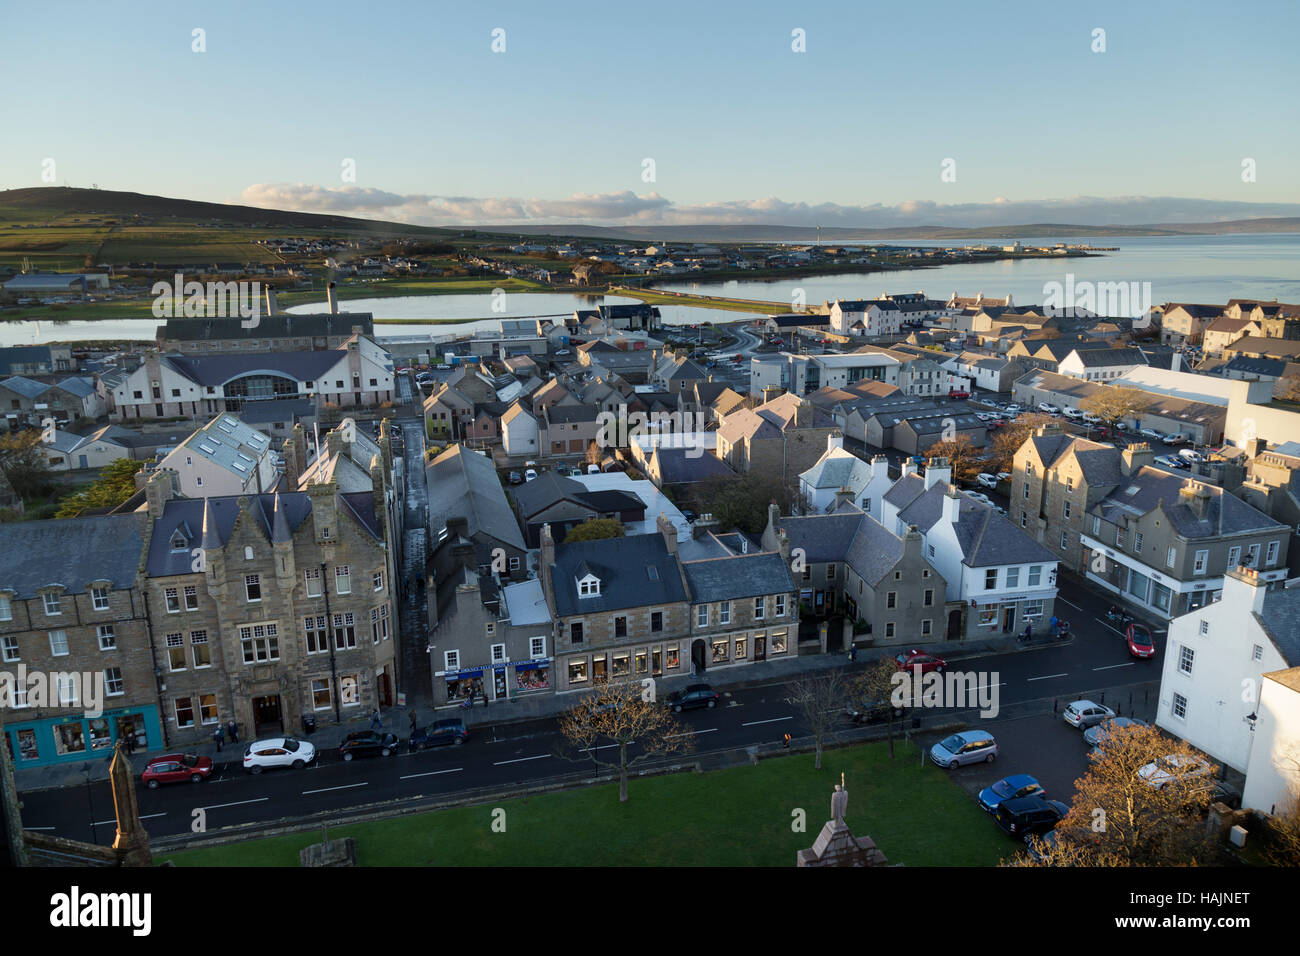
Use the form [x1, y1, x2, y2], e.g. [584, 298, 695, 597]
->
[656, 512, 677, 553]
[924, 456, 952, 490]
[1224, 565, 1269, 615]
[827, 432, 844, 452]
[264, 284, 277, 317]
[145, 468, 177, 518]
[539, 523, 556, 599]
[1122, 442, 1156, 476]
[943, 484, 962, 523]
[327, 281, 339, 315]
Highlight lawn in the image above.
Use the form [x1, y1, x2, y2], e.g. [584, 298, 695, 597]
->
[159, 740, 1013, 867]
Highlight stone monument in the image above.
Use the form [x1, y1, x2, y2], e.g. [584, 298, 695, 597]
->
[109, 741, 153, 867]
[797, 773, 889, 867]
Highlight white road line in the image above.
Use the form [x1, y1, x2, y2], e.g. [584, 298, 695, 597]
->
[200, 797, 270, 811]
[493, 754, 551, 765]
[400, 768, 463, 780]
[24, 826, 55, 831]
[741, 717, 793, 727]
[1094, 618, 1126, 636]
[1094, 663, 1136, 671]
[301, 783, 368, 795]
[1027, 673, 1069, 681]
[580, 744, 620, 752]
[93, 812, 166, 827]
[1057, 597, 1082, 611]
[667, 728, 718, 739]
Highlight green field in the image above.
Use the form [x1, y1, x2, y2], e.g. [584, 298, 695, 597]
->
[158, 740, 1014, 867]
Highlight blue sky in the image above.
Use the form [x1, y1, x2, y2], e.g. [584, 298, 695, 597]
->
[4, 0, 1298, 226]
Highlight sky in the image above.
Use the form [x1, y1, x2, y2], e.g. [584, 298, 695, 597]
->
[4, 0, 1299, 228]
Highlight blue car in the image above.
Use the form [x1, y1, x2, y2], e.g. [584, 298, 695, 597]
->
[978, 774, 1044, 813]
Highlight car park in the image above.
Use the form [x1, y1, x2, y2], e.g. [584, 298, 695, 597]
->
[1062, 407, 1085, 420]
[1004, 404, 1021, 413]
[142, 753, 212, 789]
[995, 795, 1069, 841]
[665, 683, 719, 712]
[1162, 433, 1188, 445]
[930, 730, 998, 768]
[508, 470, 523, 484]
[243, 737, 317, 774]
[409, 719, 469, 750]
[976, 473, 999, 489]
[1125, 623, 1156, 658]
[1063, 700, 1117, 729]
[978, 774, 1045, 813]
[1082, 716, 1149, 749]
[895, 648, 947, 673]
[1138, 754, 1213, 789]
[339, 731, 399, 760]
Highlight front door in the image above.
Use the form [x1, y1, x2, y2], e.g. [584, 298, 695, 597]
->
[1002, 606, 1016, 633]
[378, 670, 393, 707]
[252, 695, 283, 736]
[493, 668, 507, 699]
[691, 639, 707, 675]
[753, 635, 767, 662]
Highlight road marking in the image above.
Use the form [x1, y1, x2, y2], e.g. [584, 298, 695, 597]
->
[93, 812, 166, 827]
[580, 744, 620, 752]
[400, 768, 463, 780]
[667, 728, 718, 739]
[302, 783, 368, 795]
[1056, 597, 1082, 611]
[1027, 673, 1069, 681]
[24, 826, 55, 831]
[1094, 663, 1136, 671]
[1095, 619, 1126, 636]
[493, 754, 551, 765]
[200, 797, 270, 811]
[742, 717, 793, 727]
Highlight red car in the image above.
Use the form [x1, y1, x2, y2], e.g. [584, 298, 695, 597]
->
[1126, 623, 1156, 659]
[895, 649, 947, 674]
[142, 753, 213, 789]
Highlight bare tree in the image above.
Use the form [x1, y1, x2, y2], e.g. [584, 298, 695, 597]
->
[920, 434, 983, 483]
[1080, 387, 1147, 434]
[852, 659, 903, 759]
[557, 676, 693, 803]
[785, 669, 853, 770]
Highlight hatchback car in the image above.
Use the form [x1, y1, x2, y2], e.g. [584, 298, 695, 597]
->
[666, 684, 719, 712]
[409, 719, 469, 750]
[964, 491, 993, 505]
[931, 730, 998, 768]
[975, 473, 999, 489]
[1082, 716, 1149, 749]
[1153, 454, 1183, 469]
[1139, 428, 1164, 441]
[895, 649, 947, 674]
[1063, 700, 1117, 729]
[524, 468, 538, 481]
[1178, 448, 1206, 463]
[243, 737, 317, 774]
[1037, 402, 1060, 414]
[1126, 623, 1156, 658]
[1138, 754, 1213, 789]
[339, 731, 399, 761]
[978, 774, 1045, 813]
[995, 795, 1069, 841]
[142, 753, 212, 789]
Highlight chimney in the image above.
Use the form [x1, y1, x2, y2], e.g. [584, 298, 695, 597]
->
[370, 455, 385, 535]
[900, 459, 917, 479]
[871, 454, 890, 480]
[943, 484, 962, 523]
[833, 488, 855, 510]
[539, 523, 556, 598]
[827, 431, 844, 452]
[924, 456, 952, 490]
[796, 398, 812, 427]
[1177, 479, 1212, 521]
[282, 437, 300, 487]
[1121, 442, 1155, 476]
[1247, 437, 1267, 459]
[328, 423, 346, 457]
[1220, 460, 1245, 493]
[762, 384, 783, 404]
[766, 500, 782, 543]
[264, 284, 277, 317]
[327, 281, 339, 314]
[1223, 565, 1269, 615]
[292, 421, 307, 474]
[657, 512, 677, 553]
[777, 528, 791, 566]
[145, 469, 177, 518]
[902, 524, 924, 561]
[691, 514, 720, 539]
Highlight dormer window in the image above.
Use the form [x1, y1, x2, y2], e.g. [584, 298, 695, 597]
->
[169, 523, 192, 551]
[578, 574, 601, 598]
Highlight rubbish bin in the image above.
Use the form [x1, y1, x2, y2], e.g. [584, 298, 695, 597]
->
[302, 714, 317, 735]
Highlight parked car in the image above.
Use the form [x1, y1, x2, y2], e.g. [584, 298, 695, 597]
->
[1063, 700, 1117, 729]
[1004, 404, 1021, 413]
[930, 730, 998, 768]
[895, 649, 946, 673]
[1037, 402, 1061, 414]
[948, 389, 970, 399]
[964, 491, 993, 505]
[1081, 413, 1102, 424]
[1083, 716, 1149, 749]
[524, 468, 538, 481]
[1138, 754, 1213, 789]
[339, 731, 399, 761]
[1153, 454, 1183, 469]
[507, 470, 523, 485]
[409, 719, 469, 750]
[1126, 623, 1156, 659]
[665, 683, 719, 712]
[995, 795, 1069, 841]
[1178, 448, 1206, 463]
[1139, 428, 1164, 441]
[1162, 433, 1189, 445]
[978, 774, 1045, 813]
[1025, 828, 1061, 861]
[975, 473, 999, 489]
[1062, 407, 1085, 420]
[996, 472, 1012, 481]
[243, 737, 317, 774]
[142, 753, 212, 789]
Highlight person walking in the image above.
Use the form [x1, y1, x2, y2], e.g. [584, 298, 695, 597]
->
[1021, 623, 1032, 643]
[213, 724, 225, 752]
[482, 691, 489, 708]
[408, 709, 417, 733]
[226, 719, 239, 744]
[370, 707, 382, 730]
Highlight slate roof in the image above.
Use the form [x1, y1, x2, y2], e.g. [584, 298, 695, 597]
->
[883, 472, 926, 510]
[773, 511, 864, 564]
[0, 514, 143, 597]
[1222, 356, 1287, 377]
[0, 376, 49, 399]
[1093, 468, 1285, 540]
[650, 447, 736, 484]
[682, 551, 795, 603]
[0, 346, 52, 375]
[551, 534, 686, 617]
[843, 514, 905, 585]
[426, 445, 525, 550]
[54, 376, 97, 397]
[1069, 348, 1150, 368]
[1257, 586, 1300, 667]
[163, 350, 341, 387]
[802, 447, 872, 491]
[899, 484, 1056, 568]
[158, 313, 374, 341]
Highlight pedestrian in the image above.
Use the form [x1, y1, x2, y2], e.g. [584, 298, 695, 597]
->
[483, 691, 489, 708]
[370, 707, 382, 730]
[849, 645, 858, 663]
[226, 719, 239, 744]
[213, 725, 224, 752]
[1022, 623, 1032, 643]
[409, 709, 417, 732]
[782, 733, 791, 749]
[1050, 614, 1060, 635]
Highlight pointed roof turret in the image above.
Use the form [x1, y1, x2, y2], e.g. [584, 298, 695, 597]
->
[271, 492, 292, 544]
[200, 497, 221, 549]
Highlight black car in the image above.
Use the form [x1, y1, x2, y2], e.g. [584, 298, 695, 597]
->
[665, 684, 718, 713]
[338, 731, 398, 761]
[409, 719, 469, 750]
[845, 699, 908, 725]
[994, 795, 1069, 842]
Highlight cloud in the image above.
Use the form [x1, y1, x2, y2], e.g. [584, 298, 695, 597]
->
[239, 183, 1300, 229]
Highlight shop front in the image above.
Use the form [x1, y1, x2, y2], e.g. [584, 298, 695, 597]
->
[2, 705, 162, 769]
[967, 590, 1057, 638]
[513, 658, 551, 696]
[561, 643, 684, 692]
[442, 667, 484, 706]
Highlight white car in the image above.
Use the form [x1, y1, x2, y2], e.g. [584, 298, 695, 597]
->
[1062, 407, 1085, 420]
[243, 737, 317, 774]
[996, 472, 1012, 481]
[524, 468, 538, 481]
[1178, 449, 1206, 464]
[1004, 404, 1021, 413]
[1037, 402, 1060, 414]
[1139, 428, 1163, 441]
[1063, 700, 1116, 729]
[930, 730, 998, 768]
[976, 473, 999, 489]
[1138, 754, 1213, 790]
[964, 490, 993, 505]
[1081, 413, 1102, 424]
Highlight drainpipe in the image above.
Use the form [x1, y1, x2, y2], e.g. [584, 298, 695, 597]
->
[141, 590, 170, 749]
[321, 562, 341, 724]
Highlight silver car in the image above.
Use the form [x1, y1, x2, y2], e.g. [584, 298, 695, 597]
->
[1063, 700, 1116, 729]
[1082, 716, 1148, 748]
[930, 730, 998, 768]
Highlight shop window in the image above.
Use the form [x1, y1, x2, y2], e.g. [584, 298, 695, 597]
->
[340, 674, 360, 707]
[666, 645, 680, 669]
[568, 660, 589, 685]
[635, 650, 648, 675]
[978, 607, 998, 627]
[770, 630, 788, 654]
[517, 664, 550, 692]
[88, 718, 112, 751]
[54, 722, 87, 755]
[312, 678, 332, 711]
[612, 652, 630, 676]
[711, 639, 729, 663]
[735, 637, 747, 659]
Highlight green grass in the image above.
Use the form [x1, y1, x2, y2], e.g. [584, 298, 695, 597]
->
[158, 740, 1012, 867]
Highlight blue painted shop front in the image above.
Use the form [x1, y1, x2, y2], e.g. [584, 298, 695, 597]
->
[2, 705, 162, 769]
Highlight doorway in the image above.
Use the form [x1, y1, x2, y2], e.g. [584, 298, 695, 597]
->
[691, 639, 707, 674]
[1001, 606, 1016, 633]
[753, 634, 767, 662]
[378, 670, 393, 707]
[493, 668, 507, 700]
[252, 694, 283, 736]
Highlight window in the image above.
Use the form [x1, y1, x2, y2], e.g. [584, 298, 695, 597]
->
[719, 601, 731, 625]
[754, 596, 765, 620]
[1252, 644, 1263, 662]
[1246, 544, 1260, 568]
[104, 668, 124, 696]
[984, 569, 998, 590]
[1134, 532, 1143, 552]
[1167, 546, 1177, 569]
[312, 679, 332, 711]
[928, 544, 935, 558]
[91, 587, 110, 611]
[174, 698, 195, 729]
[1193, 550, 1208, 575]
[44, 592, 62, 616]
[305, 568, 322, 597]
[187, 629, 209, 667]
[373, 571, 384, 592]
[614, 617, 627, 638]
[509, 556, 521, 571]
[862, 497, 871, 514]
[697, 605, 708, 627]
[802, 565, 811, 581]
[1116, 529, 1124, 548]
[1266, 541, 1280, 566]
[530, 637, 546, 658]
[826, 563, 836, 580]
[1171, 693, 1187, 721]
[239, 623, 280, 663]
[1023, 484, 1030, 500]
[1021, 513, 1028, 528]
[1065, 476, 1074, 492]
[570, 622, 583, 644]
[1063, 500, 1071, 519]
[335, 565, 351, 594]
[1028, 566, 1042, 587]
[775, 594, 786, 617]
[1198, 619, 1208, 636]
[1061, 531, 1069, 550]
[340, 674, 360, 706]
[885, 622, 896, 638]
[1006, 567, 1020, 588]
[241, 574, 261, 602]
[1093, 516, 1101, 535]
[333, 613, 357, 650]
[1227, 545, 1241, 570]
[166, 632, 186, 670]
[651, 611, 663, 633]
[491, 643, 506, 664]
[49, 631, 69, 656]
[96, 624, 116, 651]
[568, 660, 588, 685]
[444, 650, 460, 671]
[887, 591, 897, 609]
[1024, 599, 1044, 618]
[182, 585, 198, 611]
[579, 576, 600, 597]
[2, 635, 18, 662]
[305, 616, 328, 654]
[921, 619, 932, 636]
[371, 606, 389, 644]
[1178, 645, 1194, 676]
[244, 546, 254, 561]
[164, 587, 180, 612]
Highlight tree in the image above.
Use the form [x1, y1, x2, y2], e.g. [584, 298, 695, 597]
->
[1017, 723, 1222, 866]
[852, 659, 903, 759]
[563, 518, 625, 543]
[1079, 387, 1147, 433]
[0, 429, 54, 500]
[55, 457, 145, 517]
[556, 676, 693, 802]
[988, 412, 1055, 473]
[696, 472, 798, 535]
[785, 669, 854, 770]
[920, 434, 983, 484]
[585, 439, 604, 467]
[1276, 376, 1300, 405]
